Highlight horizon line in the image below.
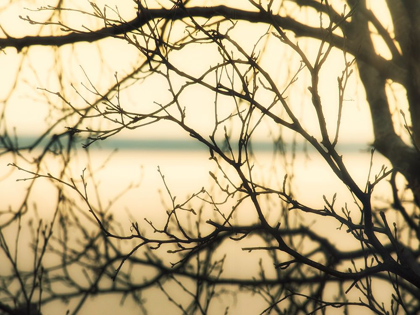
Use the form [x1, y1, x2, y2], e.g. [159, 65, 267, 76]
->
[12, 136, 372, 152]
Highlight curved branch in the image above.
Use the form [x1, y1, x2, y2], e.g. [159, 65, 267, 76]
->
[0, 5, 407, 85]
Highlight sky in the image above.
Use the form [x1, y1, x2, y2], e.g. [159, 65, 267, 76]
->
[0, 0, 405, 148]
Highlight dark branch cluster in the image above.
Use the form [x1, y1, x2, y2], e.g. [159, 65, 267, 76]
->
[1, 0, 420, 314]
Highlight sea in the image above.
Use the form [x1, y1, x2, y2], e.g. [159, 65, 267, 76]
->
[0, 138, 397, 314]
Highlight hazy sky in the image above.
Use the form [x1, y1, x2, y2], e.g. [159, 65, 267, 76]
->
[0, 0, 405, 147]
